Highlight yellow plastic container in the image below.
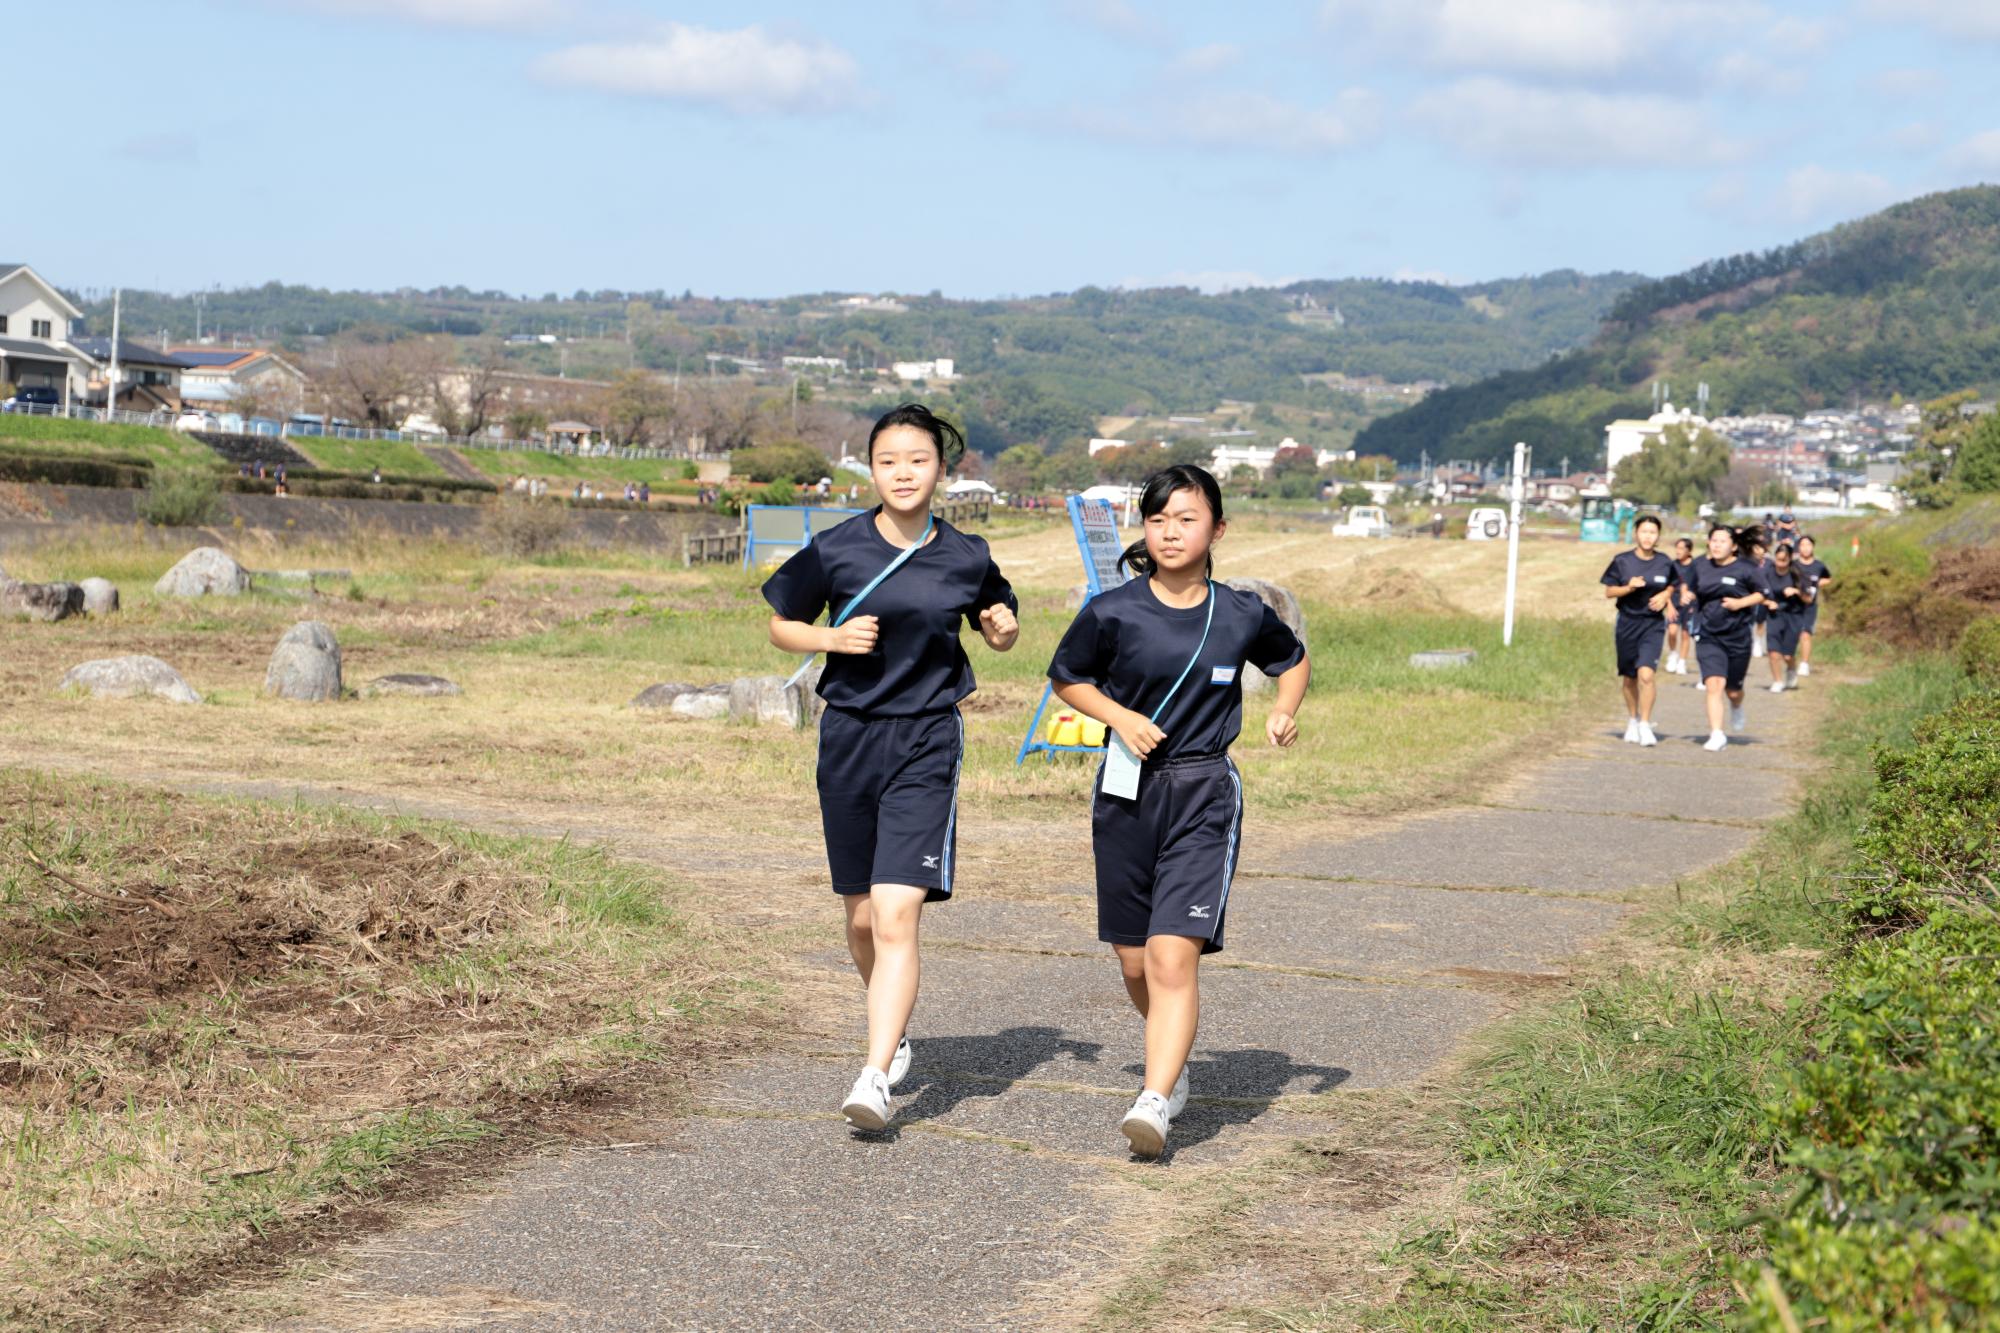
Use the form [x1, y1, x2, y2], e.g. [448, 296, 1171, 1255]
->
[1080, 717, 1107, 747]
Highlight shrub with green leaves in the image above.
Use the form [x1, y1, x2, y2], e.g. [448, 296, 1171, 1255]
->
[134, 466, 224, 527]
[1742, 1217, 2000, 1332]
[1959, 615, 2000, 686]
[1850, 692, 2000, 926]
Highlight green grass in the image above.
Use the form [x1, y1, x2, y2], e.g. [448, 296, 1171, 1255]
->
[460, 447, 682, 486]
[1320, 654, 1975, 1331]
[288, 435, 446, 477]
[0, 413, 218, 466]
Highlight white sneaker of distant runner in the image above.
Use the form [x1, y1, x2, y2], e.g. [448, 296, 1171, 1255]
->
[1798, 661, 1812, 677]
[888, 1036, 912, 1089]
[1120, 1090, 1172, 1158]
[1638, 722, 1659, 747]
[1730, 704, 1747, 732]
[1785, 667, 1799, 689]
[841, 1067, 892, 1132]
[1752, 634, 1767, 659]
[1770, 680, 1787, 693]
[1622, 718, 1641, 743]
[1704, 730, 1729, 752]
[1166, 1066, 1189, 1119]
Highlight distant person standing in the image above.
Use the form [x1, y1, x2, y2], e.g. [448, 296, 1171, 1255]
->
[1794, 534, 1832, 678]
[1431, 510, 1445, 539]
[1599, 513, 1679, 747]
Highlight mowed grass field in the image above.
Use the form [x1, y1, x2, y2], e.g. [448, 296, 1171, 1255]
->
[0, 513, 1624, 1321]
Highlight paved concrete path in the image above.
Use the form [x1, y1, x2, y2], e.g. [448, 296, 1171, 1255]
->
[268, 672, 1820, 1330]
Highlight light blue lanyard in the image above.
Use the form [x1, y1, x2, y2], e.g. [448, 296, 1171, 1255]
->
[1147, 579, 1214, 723]
[785, 512, 934, 689]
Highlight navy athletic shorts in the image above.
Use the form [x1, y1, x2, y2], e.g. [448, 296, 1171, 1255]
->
[1767, 615, 1803, 657]
[1802, 601, 1820, 634]
[1614, 616, 1667, 677]
[1092, 752, 1243, 955]
[815, 705, 963, 899]
[1696, 634, 1752, 692]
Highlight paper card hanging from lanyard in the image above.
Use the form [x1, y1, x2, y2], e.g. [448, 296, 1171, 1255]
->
[1101, 580, 1214, 800]
[785, 512, 935, 690]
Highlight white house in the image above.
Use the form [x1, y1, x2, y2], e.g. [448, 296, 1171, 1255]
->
[0, 262, 90, 403]
[890, 357, 955, 382]
[170, 347, 308, 417]
[1209, 442, 1279, 478]
[1605, 403, 1709, 484]
[67, 337, 192, 412]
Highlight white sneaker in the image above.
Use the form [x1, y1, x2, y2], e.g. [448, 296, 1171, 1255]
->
[1638, 722, 1659, 747]
[1120, 1090, 1172, 1158]
[1622, 718, 1640, 743]
[1704, 730, 1729, 751]
[887, 1036, 912, 1089]
[1752, 635, 1766, 659]
[1785, 668, 1798, 690]
[1798, 661, 1811, 677]
[1166, 1065, 1189, 1119]
[1770, 680, 1787, 694]
[1730, 705, 1746, 733]
[841, 1067, 892, 1131]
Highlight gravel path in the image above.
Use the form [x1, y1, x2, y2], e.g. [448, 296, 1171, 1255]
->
[260, 671, 1819, 1330]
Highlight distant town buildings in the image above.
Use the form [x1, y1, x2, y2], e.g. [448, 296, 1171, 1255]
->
[890, 357, 955, 382]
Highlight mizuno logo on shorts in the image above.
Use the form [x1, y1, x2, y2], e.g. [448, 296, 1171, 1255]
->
[922, 854, 940, 869]
[1187, 904, 1211, 918]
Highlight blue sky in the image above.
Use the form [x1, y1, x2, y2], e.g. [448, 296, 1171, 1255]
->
[23, 0, 2000, 297]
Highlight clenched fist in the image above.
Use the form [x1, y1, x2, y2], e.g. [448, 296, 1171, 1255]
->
[828, 615, 879, 655]
[978, 603, 1019, 650]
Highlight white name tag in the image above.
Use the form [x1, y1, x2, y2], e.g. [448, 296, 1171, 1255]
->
[1653, 575, 1666, 583]
[1211, 665, 1236, 684]
[1722, 577, 1737, 586]
[1102, 733, 1142, 800]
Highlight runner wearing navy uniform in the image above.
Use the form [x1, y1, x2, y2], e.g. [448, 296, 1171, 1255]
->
[1686, 523, 1769, 751]
[1763, 541, 1813, 692]
[1047, 465, 1309, 1158]
[1599, 513, 1678, 747]
[763, 404, 1019, 1132]
[1748, 536, 1773, 660]
[1665, 536, 1696, 675]
[1795, 534, 1832, 678]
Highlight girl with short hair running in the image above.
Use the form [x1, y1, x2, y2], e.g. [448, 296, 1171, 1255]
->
[763, 403, 1020, 1131]
[1748, 535, 1773, 659]
[1600, 513, 1679, 746]
[1664, 536, 1696, 675]
[1047, 465, 1310, 1157]
[1794, 534, 1832, 677]
[1763, 541, 1814, 692]
[1685, 523, 1770, 751]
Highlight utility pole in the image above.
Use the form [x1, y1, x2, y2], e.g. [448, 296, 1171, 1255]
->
[1503, 440, 1529, 648]
[106, 289, 122, 421]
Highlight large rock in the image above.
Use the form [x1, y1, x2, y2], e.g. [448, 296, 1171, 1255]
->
[59, 655, 200, 704]
[79, 578, 119, 616]
[728, 674, 810, 727]
[155, 546, 251, 598]
[630, 682, 703, 710]
[1, 579, 84, 621]
[628, 681, 732, 719]
[264, 621, 342, 701]
[1224, 577, 1306, 695]
[361, 673, 461, 698]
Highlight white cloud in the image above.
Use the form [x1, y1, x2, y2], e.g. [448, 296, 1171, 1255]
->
[1868, 67, 1936, 99]
[1414, 77, 1737, 168]
[1873, 120, 1942, 153]
[1120, 269, 1303, 294]
[288, 0, 560, 29]
[1166, 43, 1244, 76]
[1703, 165, 1901, 227]
[1713, 51, 1805, 98]
[1319, 0, 1738, 81]
[1946, 129, 2000, 172]
[533, 23, 863, 114]
[1064, 0, 1171, 46]
[1863, 0, 2000, 42]
[1056, 88, 1378, 155]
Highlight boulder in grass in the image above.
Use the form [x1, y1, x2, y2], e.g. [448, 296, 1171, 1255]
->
[630, 682, 701, 711]
[59, 655, 200, 704]
[79, 578, 119, 616]
[155, 546, 250, 598]
[728, 674, 809, 727]
[1, 579, 84, 622]
[264, 621, 342, 702]
[1223, 577, 1306, 695]
[361, 673, 461, 698]
[670, 686, 731, 720]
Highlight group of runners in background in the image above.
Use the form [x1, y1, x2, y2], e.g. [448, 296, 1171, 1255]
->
[1603, 511, 1832, 752]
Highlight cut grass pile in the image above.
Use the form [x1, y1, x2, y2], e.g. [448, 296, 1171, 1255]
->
[0, 768, 784, 1326]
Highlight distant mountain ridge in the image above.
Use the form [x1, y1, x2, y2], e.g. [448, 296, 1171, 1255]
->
[1355, 185, 2000, 467]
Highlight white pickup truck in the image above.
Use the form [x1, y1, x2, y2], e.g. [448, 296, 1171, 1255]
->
[1331, 504, 1392, 538]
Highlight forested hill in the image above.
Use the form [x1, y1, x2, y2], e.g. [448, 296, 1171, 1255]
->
[1355, 185, 2000, 468]
[69, 270, 1640, 449]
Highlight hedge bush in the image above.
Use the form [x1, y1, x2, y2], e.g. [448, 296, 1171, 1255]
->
[0, 449, 153, 488]
[1959, 615, 2000, 686]
[1849, 692, 2000, 927]
[135, 468, 224, 527]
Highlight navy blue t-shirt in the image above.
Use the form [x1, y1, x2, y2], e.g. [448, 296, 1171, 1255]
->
[1686, 556, 1768, 640]
[1600, 549, 1680, 619]
[1674, 559, 1700, 615]
[762, 508, 1016, 717]
[1046, 578, 1306, 762]
[1768, 564, 1814, 617]
[1798, 557, 1831, 598]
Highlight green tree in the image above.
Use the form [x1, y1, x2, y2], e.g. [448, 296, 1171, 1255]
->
[1337, 484, 1371, 506]
[992, 444, 1044, 493]
[1615, 424, 1731, 511]
[1903, 390, 1979, 508]
[1040, 442, 1097, 492]
[1268, 444, 1322, 499]
[1954, 409, 2000, 492]
[731, 439, 828, 483]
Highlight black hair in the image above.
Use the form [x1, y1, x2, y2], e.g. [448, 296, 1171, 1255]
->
[1674, 536, 1694, 553]
[867, 402, 965, 470]
[1710, 522, 1763, 554]
[1634, 513, 1663, 535]
[1117, 464, 1225, 578]
[1797, 533, 1816, 549]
